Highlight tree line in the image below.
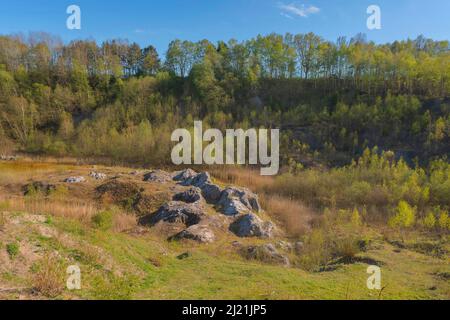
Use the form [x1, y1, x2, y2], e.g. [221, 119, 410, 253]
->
[1, 32, 449, 93]
[0, 32, 448, 167]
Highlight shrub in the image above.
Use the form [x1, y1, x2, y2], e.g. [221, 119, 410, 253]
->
[261, 194, 314, 237]
[32, 255, 65, 298]
[299, 229, 331, 271]
[350, 208, 362, 227]
[389, 201, 416, 229]
[334, 237, 360, 262]
[6, 242, 19, 258]
[92, 210, 114, 230]
[438, 211, 449, 230]
[422, 212, 436, 229]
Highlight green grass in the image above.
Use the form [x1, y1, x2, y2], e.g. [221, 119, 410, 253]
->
[47, 217, 449, 300]
[1, 209, 448, 300]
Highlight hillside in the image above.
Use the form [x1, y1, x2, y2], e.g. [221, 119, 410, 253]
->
[0, 159, 448, 300]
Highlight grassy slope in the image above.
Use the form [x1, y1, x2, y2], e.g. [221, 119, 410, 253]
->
[0, 161, 449, 300]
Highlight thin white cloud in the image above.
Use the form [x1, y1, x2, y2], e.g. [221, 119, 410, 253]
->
[278, 2, 320, 18]
[280, 12, 294, 19]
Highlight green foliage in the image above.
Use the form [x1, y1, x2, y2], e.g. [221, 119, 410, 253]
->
[299, 229, 330, 271]
[422, 212, 436, 229]
[92, 210, 114, 231]
[0, 34, 448, 235]
[389, 201, 416, 229]
[350, 208, 362, 227]
[438, 211, 449, 230]
[6, 242, 19, 258]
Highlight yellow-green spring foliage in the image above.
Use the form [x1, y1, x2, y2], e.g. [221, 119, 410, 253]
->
[389, 201, 416, 228]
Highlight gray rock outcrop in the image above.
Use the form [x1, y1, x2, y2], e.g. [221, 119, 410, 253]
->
[242, 243, 290, 266]
[229, 213, 274, 238]
[171, 225, 215, 243]
[217, 187, 261, 216]
[144, 170, 173, 183]
[140, 201, 205, 227]
[201, 183, 223, 203]
[173, 187, 203, 203]
[173, 169, 197, 183]
[64, 176, 86, 183]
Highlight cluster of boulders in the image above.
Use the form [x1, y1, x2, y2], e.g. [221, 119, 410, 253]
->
[63, 172, 107, 183]
[23, 167, 293, 266]
[139, 169, 275, 243]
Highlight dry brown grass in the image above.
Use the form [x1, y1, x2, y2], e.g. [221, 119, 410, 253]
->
[0, 196, 97, 224]
[31, 254, 65, 298]
[0, 161, 73, 184]
[261, 195, 314, 237]
[209, 166, 275, 193]
[113, 212, 137, 232]
[210, 166, 317, 237]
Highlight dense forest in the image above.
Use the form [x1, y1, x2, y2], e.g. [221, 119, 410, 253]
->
[0, 32, 448, 167]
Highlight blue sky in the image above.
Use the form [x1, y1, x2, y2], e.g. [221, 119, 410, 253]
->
[0, 0, 449, 52]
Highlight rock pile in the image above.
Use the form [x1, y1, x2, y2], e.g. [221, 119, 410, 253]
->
[139, 169, 275, 242]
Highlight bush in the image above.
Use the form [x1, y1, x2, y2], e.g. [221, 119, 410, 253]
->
[389, 201, 416, 229]
[32, 255, 65, 298]
[299, 229, 331, 271]
[92, 210, 114, 230]
[422, 212, 436, 229]
[333, 237, 361, 262]
[350, 208, 362, 227]
[438, 211, 449, 230]
[6, 242, 19, 258]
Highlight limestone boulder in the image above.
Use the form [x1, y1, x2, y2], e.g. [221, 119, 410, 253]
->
[229, 213, 274, 238]
[217, 187, 261, 216]
[140, 201, 205, 227]
[143, 170, 173, 183]
[242, 243, 290, 266]
[64, 176, 86, 183]
[173, 187, 203, 203]
[170, 225, 215, 243]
